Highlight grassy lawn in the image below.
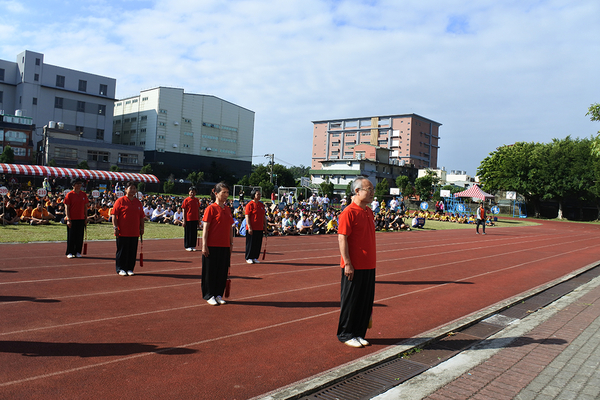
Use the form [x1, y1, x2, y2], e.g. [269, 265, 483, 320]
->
[0, 221, 184, 243]
[0, 215, 541, 244]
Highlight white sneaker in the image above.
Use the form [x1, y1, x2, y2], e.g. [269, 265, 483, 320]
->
[126, 270, 134, 276]
[356, 337, 370, 346]
[67, 254, 75, 259]
[118, 270, 127, 276]
[253, 259, 261, 264]
[246, 259, 254, 264]
[207, 296, 218, 306]
[186, 248, 194, 252]
[75, 253, 82, 258]
[344, 338, 363, 348]
[216, 296, 226, 305]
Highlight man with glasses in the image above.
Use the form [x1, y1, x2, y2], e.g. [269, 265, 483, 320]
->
[337, 176, 377, 348]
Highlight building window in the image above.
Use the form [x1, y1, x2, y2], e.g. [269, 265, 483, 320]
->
[34, 73, 39, 82]
[78, 80, 87, 92]
[77, 101, 86, 112]
[54, 97, 64, 109]
[157, 148, 165, 153]
[4, 130, 27, 143]
[76, 126, 84, 133]
[125, 100, 131, 105]
[184, 118, 192, 123]
[158, 122, 166, 126]
[99, 84, 108, 96]
[183, 144, 190, 148]
[132, 99, 138, 103]
[0, 91, 4, 103]
[140, 128, 147, 133]
[131, 117, 137, 122]
[55, 147, 77, 159]
[129, 142, 136, 146]
[159, 109, 167, 114]
[32, 97, 37, 105]
[35, 58, 41, 66]
[184, 132, 193, 136]
[98, 105, 106, 115]
[13, 147, 26, 157]
[88, 150, 109, 162]
[96, 129, 104, 140]
[142, 97, 148, 101]
[140, 116, 147, 121]
[0, 69, 4, 81]
[158, 135, 165, 139]
[56, 75, 65, 88]
[139, 141, 145, 145]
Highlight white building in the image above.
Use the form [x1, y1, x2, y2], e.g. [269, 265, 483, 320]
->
[113, 87, 254, 178]
[418, 167, 475, 188]
[0, 50, 116, 143]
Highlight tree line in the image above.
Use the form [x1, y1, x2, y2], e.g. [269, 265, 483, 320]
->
[477, 103, 600, 219]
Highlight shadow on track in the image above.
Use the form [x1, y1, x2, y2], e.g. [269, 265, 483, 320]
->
[0, 340, 198, 357]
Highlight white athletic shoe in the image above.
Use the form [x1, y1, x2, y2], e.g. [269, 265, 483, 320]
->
[118, 270, 127, 276]
[126, 270, 134, 276]
[67, 254, 75, 259]
[246, 259, 254, 264]
[207, 296, 218, 306]
[344, 338, 364, 348]
[356, 337, 370, 346]
[215, 296, 226, 305]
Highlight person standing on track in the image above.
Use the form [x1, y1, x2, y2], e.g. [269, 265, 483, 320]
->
[112, 182, 145, 276]
[337, 176, 377, 348]
[476, 202, 487, 235]
[244, 188, 267, 264]
[201, 182, 234, 306]
[64, 178, 89, 259]
[182, 186, 200, 251]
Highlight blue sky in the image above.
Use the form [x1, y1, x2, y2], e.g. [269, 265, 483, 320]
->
[1, 0, 599, 175]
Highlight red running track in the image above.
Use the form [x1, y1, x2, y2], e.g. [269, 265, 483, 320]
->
[1, 220, 600, 399]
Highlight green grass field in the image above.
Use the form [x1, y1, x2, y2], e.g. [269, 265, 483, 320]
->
[0, 215, 540, 244]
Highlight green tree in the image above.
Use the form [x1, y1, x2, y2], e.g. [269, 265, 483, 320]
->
[76, 160, 89, 169]
[395, 175, 413, 198]
[48, 159, 57, 167]
[241, 163, 296, 197]
[0, 145, 15, 164]
[478, 142, 544, 217]
[374, 179, 389, 200]
[414, 175, 434, 201]
[137, 182, 146, 193]
[288, 165, 311, 180]
[187, 171, 204, 187]
[320, 181, 334, 199]
[140, 164, 153, 174]
[110, 165, 121, 172]
[163, 174, 175, 194]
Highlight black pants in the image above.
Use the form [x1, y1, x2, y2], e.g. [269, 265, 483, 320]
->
[337, 268, 376, 342]
[476, 219, 486, 233]
[245, 230, 263, 260]
[184, 220, 198, 248]
[116, 236, 139, 272]
[202, 247, 230, 300]
[66, 219, 85, 255]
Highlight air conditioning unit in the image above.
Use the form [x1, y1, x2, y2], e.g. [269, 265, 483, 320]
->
[115, 131, 120, 135]
[173, 143, 178, 148]
[174, 122, 179, 126]
[206, 147, 212, 151]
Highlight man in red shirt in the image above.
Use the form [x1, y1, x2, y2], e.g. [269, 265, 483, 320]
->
[181, 186, 200, 251]
[337, 176, 376, 348]
[112, 182, 145, 276]
[244, 188, 267, 263]
[64, 178, 89, 258]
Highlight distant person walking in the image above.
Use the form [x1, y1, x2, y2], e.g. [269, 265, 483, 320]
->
[337, 176, 377, 348]
[64, 178, 89, 259]
[476, 202, 486, 235]
[112, 182, 145, 276]
[201, 182, 234, 306]
[245, 188, 267, 264]
[182, 186, 200, 251]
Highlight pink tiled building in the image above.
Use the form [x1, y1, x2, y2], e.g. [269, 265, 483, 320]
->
[311, 114, 441, 171]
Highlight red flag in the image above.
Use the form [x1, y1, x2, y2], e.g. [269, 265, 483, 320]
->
[224, 278, 231, 298]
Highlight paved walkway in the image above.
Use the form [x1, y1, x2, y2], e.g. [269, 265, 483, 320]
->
[374, 274, 600, 400]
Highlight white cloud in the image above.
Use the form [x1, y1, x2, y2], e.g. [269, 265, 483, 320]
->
[1, 0, 599, 173]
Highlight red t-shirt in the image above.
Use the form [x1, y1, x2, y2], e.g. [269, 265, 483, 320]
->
[338, 202, 376, 270]
[64, 190, 89, 220]
[113, 196, 145, 237]
[202, 203, 234, 247]
[182, 196, 200, 221]
[245, 200, 266, 230]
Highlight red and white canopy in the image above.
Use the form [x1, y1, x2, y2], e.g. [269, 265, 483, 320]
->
[0, 163, 159, 184]
[453, 185, 494, 201]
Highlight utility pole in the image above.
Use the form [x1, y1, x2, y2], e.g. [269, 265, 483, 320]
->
[265, 154, 274, 183]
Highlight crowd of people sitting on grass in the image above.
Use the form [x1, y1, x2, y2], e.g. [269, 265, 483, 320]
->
[1, 185, 496, 233]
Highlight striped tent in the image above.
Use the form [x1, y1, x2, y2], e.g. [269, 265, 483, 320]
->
[0, 163, 160, 184]
[453, 185, 494, 201]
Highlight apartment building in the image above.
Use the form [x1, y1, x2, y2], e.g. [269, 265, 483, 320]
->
[0, 50, 116, 143]
[0, 111, 35, 163]
[113, 87, 254, 178]
[312, 114, 441, 171]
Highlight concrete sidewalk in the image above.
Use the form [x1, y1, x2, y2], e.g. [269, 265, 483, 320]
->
[374, 274, 600, 400]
